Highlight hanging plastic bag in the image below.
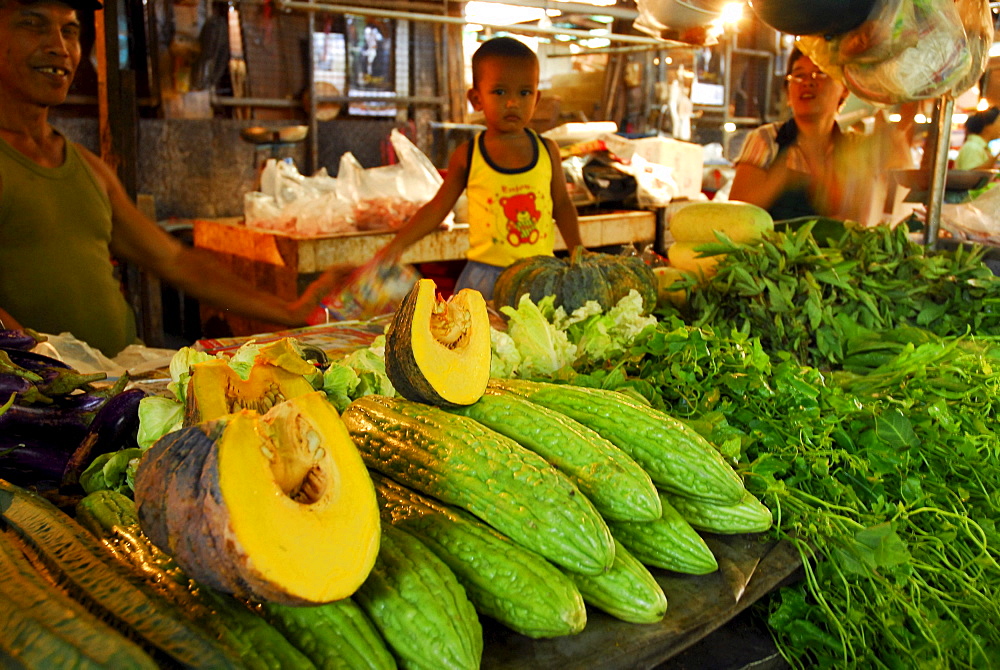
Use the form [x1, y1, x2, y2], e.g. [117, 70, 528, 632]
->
[948, 0, 994, 97]
[798, 0, 918, 68]
[799, 0, 974, 106]
[839, 0, 970, 105]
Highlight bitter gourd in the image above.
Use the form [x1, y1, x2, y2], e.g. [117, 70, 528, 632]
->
[0, 480, 242, 669]
[564, 538, 668, 625]
[0, 526, 157, 670]
[664, 490, 773, 534]
[490, 379, 746, 505]
[342, 395, 615, 575]
[354, 523, 483, 670]
[447, 389, 661, 522]
[75, 490, 316, 670]
[372, 472, 587, 638]
[608, 492, 719, 575]
[260, 598, 397, 670]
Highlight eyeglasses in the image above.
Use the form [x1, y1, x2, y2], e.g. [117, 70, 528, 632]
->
[786, 71, 830, 84]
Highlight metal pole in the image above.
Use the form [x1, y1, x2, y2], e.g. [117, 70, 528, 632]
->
[924, 94, 954, 249]
[307, 6, 319, 175]
[469, 0, 639, 21]
[276, 0, 676, 46]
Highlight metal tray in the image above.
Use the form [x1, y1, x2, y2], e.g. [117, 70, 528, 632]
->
[239, 125, 308, 145]
[893, 168, 996, 192]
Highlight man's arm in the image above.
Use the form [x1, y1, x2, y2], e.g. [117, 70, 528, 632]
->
[0, 307, 22, 330]
[546, 138, 583, 252]
[79, 147, 344, 326]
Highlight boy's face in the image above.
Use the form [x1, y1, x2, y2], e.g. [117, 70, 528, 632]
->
[468, 56, 540, 134]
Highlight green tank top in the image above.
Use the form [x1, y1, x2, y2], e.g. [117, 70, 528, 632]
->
[0, 134, 137, 357]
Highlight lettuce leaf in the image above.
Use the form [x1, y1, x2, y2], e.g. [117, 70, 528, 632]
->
[136, 395, 184, 449]
[167, 347, 216, 402]
[322, 363, 361, 412]
[499, 294, 577, 377]
[80, 448, 144, 496]
[491, 291, 657, 378]
[321, 342, 396, 409]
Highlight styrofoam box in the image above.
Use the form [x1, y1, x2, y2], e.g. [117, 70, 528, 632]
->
[631, 137, 705, 200]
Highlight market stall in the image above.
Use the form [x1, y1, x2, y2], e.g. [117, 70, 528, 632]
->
[192, 209, 658, 336]
[5, 0, 1000, 666]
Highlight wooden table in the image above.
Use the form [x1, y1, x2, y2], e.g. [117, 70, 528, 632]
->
[193, 210, 656, 336]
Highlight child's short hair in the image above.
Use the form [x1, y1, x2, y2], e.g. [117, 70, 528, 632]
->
[471, 37, 538, 88]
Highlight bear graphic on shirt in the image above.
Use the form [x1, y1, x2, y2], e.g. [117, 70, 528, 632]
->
[500, 192, 542, 246]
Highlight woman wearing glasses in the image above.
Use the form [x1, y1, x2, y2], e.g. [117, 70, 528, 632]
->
[728, 47, 912, 224]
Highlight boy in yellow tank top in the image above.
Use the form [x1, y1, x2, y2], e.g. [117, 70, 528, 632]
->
[374, 36, 583, 300]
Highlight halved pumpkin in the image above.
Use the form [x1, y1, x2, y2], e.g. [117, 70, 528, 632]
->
[384, 278, 491, 407]
[184, 357, 315, 425]
[135, 391, 380, 605]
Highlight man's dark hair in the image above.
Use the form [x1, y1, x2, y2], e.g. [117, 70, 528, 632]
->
[471, 36, 537, 88]
[966, 106, 1000, 136]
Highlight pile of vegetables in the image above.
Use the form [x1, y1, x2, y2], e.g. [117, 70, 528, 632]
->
[2, 325, 778, 669]
[684, 220, 1000, 367]
[7, 214, 1000, 668]
[0, 330, 145, 490]
[495, 220, 1000, 668]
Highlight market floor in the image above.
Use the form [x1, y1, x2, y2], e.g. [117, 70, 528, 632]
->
[655, 608, 789, 670]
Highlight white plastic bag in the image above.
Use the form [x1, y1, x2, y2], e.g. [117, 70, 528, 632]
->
[336, 129, 448, 231]
[243, 129, 446, 236]
[799, 0, 975, 106]
[939, 185, 1000, 242]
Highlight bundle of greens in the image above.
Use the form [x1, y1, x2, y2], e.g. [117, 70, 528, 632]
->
[564, 316, 1000, 667]
[497, 268, 1000, 667]
[678, 222, 1000, 369]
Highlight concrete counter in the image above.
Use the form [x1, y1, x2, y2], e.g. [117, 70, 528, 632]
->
[193, 210, 656, 336]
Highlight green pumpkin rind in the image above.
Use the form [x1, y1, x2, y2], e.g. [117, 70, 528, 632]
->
[493, 256, 564, 308]
[592, 254, 658, 311]
[493, 248, 658, 314]
[528, 268, 566, 306]
[494, 255, 563, 309]
[560, 253, 612, 312]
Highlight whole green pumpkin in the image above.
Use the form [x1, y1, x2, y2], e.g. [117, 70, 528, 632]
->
[493, 246, 658, 314]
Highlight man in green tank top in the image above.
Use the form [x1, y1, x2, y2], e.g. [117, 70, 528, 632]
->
[0, 0, 346, 356]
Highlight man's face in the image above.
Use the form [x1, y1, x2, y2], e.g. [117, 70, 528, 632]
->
[0, 0, 82, 109]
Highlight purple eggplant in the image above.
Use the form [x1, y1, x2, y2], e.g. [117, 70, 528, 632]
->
[62, 387, 147, 490]
[0, 347, 71, 371]
[0, 348, 106, 397]
[0, 329, 46, 351]
[0, 373, 34, 398]
[0, 433, 76, 487]
[0, 404, 91, 440]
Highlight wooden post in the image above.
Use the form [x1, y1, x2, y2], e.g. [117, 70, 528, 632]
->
[94, 0, 153, 343]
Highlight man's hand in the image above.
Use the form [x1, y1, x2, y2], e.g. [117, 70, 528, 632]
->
[288, 264, 354, 324]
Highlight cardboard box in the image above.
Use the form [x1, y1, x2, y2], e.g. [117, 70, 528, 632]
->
[630, 137, 705, 200]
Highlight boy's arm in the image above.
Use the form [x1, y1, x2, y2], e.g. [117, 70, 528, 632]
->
[546, 138, 583, 252]
[378, 144, 470, 262]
